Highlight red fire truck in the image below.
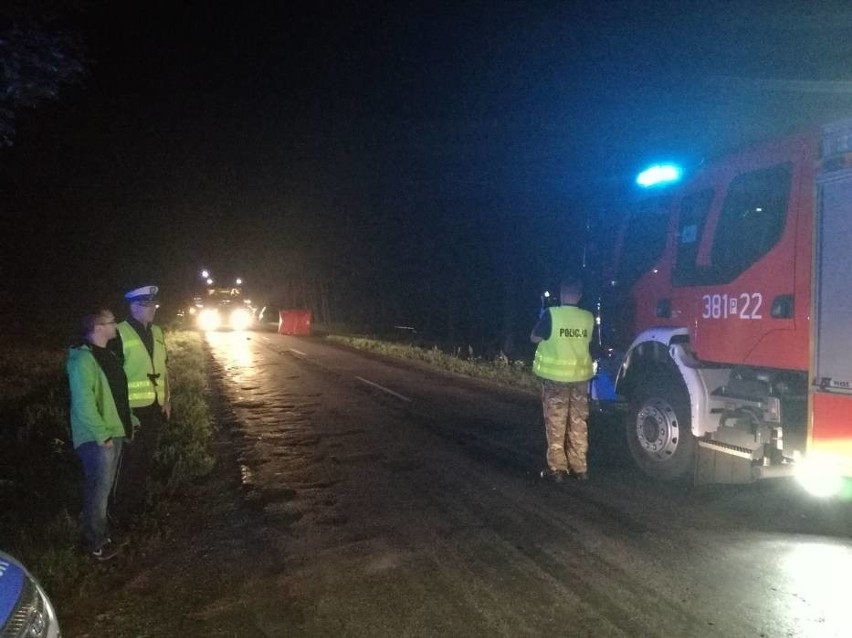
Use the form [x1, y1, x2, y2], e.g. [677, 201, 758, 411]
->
[601, 117, 852, 494]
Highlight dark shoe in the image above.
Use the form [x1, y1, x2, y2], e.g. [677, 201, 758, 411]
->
[540, 468, 566, 483]
[570, 471, 589, 481]
[91, 540, 120, 562]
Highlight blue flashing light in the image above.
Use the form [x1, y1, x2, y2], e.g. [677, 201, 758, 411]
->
[636, 164, 682, 188]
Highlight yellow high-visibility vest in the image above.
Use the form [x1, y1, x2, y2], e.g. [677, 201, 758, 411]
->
[533, 306, 594, 383]
[117, 321, 168, 407]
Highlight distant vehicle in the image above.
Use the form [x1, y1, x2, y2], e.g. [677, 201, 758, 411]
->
[0, 550, 60, 637]
[597, 116, 852, 495]
[179, 275, 258, 331]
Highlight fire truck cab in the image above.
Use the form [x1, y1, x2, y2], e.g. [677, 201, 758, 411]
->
[605, 117, 852, 493]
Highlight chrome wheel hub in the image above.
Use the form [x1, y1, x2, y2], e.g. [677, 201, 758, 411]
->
[635, 397, 680, 461]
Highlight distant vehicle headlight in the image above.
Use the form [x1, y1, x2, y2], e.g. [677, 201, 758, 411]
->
[0, 551, 61, 638]
[230, 307, 253, 331]
[197, 308, 222, 331]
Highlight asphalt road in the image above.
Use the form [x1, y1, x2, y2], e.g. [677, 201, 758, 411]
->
[189, 331, 852, 637]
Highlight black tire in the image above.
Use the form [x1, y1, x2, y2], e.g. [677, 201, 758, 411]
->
[625, 372, 695, 480]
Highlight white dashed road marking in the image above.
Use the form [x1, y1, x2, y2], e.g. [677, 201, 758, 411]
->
[355, 376, 412, 403]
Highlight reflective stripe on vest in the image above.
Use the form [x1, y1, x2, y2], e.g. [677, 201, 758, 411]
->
[127, 379, 156, 404]
[117, 321, 167, 407]
[533, 306, 594, 383]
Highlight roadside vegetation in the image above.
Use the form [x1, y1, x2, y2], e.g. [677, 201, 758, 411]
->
[0, 331, 214, 602]
[326, 335, 540, 393]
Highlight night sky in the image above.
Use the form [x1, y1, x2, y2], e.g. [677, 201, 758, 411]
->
[3, 1, 852, 349]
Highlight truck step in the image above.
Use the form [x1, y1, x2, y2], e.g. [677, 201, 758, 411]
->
[697, 439, 757, 460]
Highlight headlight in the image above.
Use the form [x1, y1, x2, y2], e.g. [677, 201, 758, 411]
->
[229, 308, 252, 331]
[795, 454, 845, 498]
[0, 552, 61, 638]
[197, 308, 222, 331]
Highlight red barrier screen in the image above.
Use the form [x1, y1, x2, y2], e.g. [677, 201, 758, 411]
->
[278, 309, 312, 336]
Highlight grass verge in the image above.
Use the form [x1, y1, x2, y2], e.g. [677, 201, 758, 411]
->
[326, 335, 539, 393]
[0, 330, 214, 602]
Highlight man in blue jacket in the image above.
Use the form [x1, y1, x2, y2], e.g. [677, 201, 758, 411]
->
[67, 308, 135, 560]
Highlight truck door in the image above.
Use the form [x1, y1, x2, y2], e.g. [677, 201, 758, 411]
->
[685, 156, 805, 369]
[812, 167, 852, 459]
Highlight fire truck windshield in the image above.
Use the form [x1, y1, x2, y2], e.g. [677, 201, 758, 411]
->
[614, 194, 670, 290]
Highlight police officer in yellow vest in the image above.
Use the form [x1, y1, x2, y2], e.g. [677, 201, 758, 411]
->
[110, 285, 170, 518]
[531, 276, 594, 483]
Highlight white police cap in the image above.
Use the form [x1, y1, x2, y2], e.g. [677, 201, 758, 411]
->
[125, 285, 159, 303]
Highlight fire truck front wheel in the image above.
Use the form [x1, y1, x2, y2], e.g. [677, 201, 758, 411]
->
[626, 373, 695, 480]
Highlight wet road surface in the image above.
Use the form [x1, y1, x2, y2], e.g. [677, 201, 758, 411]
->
[203, 331, 852, 637]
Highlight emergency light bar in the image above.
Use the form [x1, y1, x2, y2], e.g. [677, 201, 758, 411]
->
[636, 163, 682, 188]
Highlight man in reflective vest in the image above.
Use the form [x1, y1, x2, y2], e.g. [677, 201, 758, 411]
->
[531, 276, 594, 482]
[110, 285, 170, 519]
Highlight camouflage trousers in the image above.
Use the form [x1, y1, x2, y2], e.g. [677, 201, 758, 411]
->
[540, 379, 589, 474]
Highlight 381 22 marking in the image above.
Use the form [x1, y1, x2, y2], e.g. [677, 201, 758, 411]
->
[701, 293, 763, 319]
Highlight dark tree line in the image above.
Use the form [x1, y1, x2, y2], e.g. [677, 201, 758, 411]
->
[255, 197, 591, 360]
[0, 1, 91, 146]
